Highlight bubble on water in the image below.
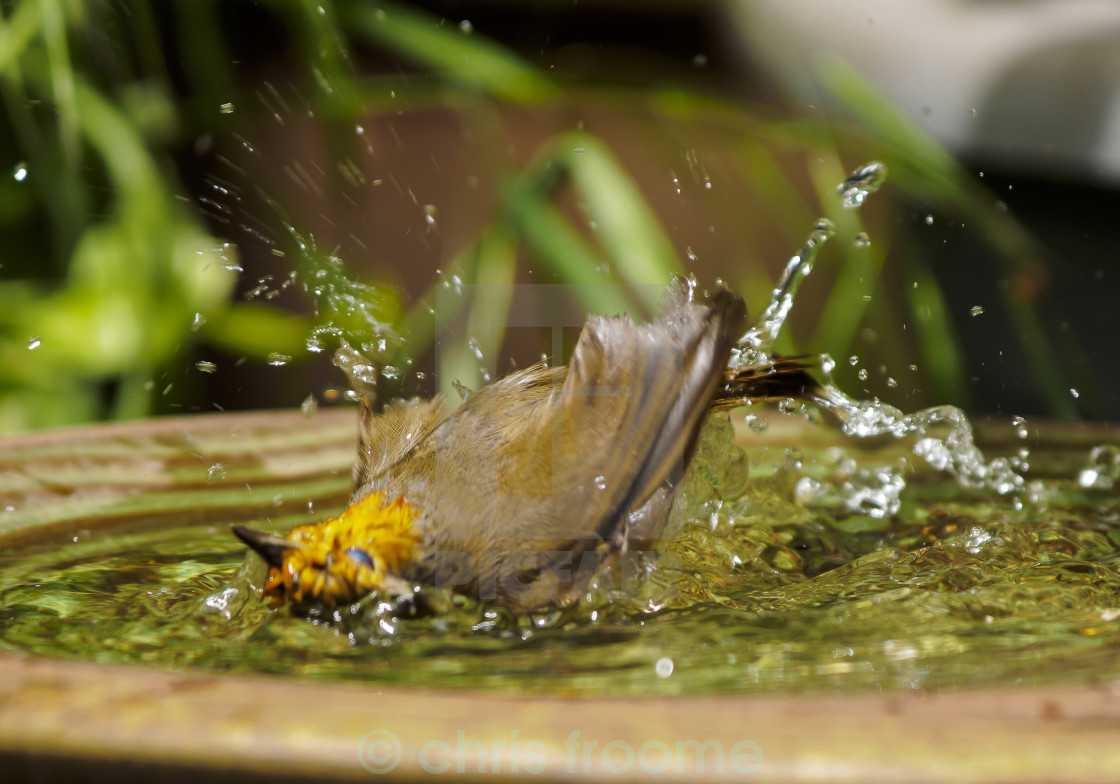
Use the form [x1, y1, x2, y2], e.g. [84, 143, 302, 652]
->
[267, 353, 291, 366]
[195, 361, 217, 374]
[837, 161, 887, 208]
[655, 657, 674, 678]
[13, 162, 27, 182]
[27, 336, 40, 350]
[207, 463, 226, 482]
[219, 102, 235, 114]
[853, 232, 871, 248]
[970, 305, 985, 316]
[301, 394, 318, 418]
[1078, 445, 1120, 489]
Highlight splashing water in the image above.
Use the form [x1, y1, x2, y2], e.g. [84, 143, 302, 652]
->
[728, 161, 1035, 518]
[730, 218, 836, 368]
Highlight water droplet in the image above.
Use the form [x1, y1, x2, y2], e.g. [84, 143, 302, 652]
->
[836, 161, 887, 208]
[459, 19, 473, 33]
[857, 368, 869, 381]
[190, 313, 206, 332]
[970, 305, 985, 316]
[924, 215, 934, 226]
[27, 336, 40, 350]
[853, 232, 871, 248]
[195, 360, 217, 374]
[219, 102, 235, 115]
[794, 476, 822, 504]
[970, 107, 977, 117]
[1078, 445, 1120, 489]
[467, 337, 484, 361]
[1070, 388, 1080, 399]
[12, 162, 27, 182]
[744, 413, 769, 433]
[207, 463, 226, 482]
[301, 394, 318, 418]
[886, 377, 898, 388]
[451, 379, 472, 401]
[692, 54, 708, 67]
[813, 217, 837, 239]
[655, 657, 674, 678]
[593, 475, 607, 490]
[848, 355, 859, 366]
[267, 353, 291, 366]
[785, 448, 804, 470]
[380, 365, 400, 381]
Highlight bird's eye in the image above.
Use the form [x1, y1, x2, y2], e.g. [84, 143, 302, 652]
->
[345, 547, 376, 568]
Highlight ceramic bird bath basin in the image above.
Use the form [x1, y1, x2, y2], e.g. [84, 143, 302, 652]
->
[2, 409, 1120, 782]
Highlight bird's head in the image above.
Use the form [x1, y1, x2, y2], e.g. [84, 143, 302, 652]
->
[232, 491, 419, 607]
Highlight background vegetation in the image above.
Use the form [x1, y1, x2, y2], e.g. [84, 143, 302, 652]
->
[0, 0, 1111, 433]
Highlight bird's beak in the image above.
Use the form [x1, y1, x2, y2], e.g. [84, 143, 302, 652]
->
[231, 526, 295, 568]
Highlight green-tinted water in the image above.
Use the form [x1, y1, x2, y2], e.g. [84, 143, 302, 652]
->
[2, 413, 1119, 697]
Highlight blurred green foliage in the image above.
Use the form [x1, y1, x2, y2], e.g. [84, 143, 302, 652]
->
[0, 0, 1082, 433]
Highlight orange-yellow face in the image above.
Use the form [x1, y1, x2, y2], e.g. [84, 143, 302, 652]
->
[260, 492, 419, 606]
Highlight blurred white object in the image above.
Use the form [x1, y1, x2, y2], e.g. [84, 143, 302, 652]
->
[731, 0, 1120, 183]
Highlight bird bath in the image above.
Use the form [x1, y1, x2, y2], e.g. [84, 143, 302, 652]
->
[2, 409, 1120, 782]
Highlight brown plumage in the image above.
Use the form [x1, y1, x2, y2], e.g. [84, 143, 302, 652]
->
[235, 282, 819, 613]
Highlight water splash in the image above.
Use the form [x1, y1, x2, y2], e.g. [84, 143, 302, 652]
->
[724, 199, 1034, 517]
[730, 218, 835, 368]
[797, 386, 1042, 514]
[837, 162, 887, 208]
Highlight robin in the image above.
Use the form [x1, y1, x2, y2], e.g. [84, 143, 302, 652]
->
[233, 281, 818, 613]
